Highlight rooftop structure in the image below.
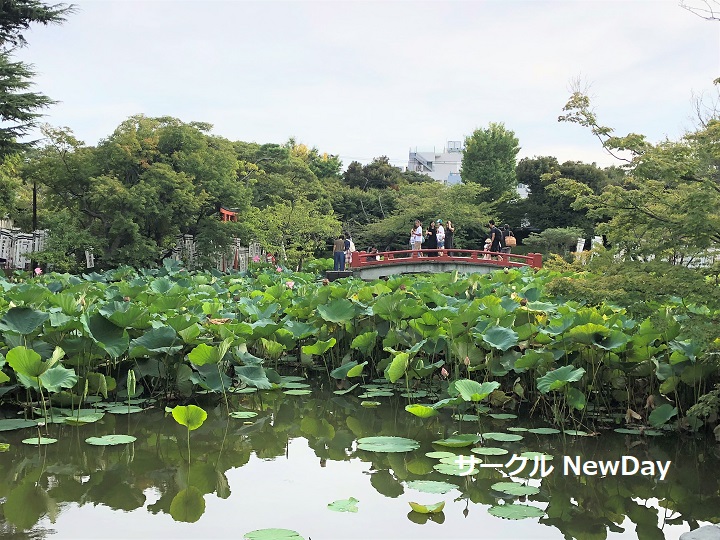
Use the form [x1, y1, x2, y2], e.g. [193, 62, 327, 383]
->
[408, 141, 463, 184]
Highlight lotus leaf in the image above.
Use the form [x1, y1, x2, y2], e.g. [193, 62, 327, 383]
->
[432, 434, 481, 447]
[229, 411, 258, 419]
[649, 403, 678, 427]
[351, 331, 378, 355]
[83, 313, 129, 359]
[327, 497, 359, 513]
[284, 389, 311, 396]
[301, 338, 336, 356]
[433, 462, 477, 476]
[330, 360, 360, 379]
[562, 430, 589, 436]
[405, 404, 438, 418]
[454, 379, 500, 402]
[85, 434, 137, 446]
[39, 365, 77, 393]
[172, 405, 207, 431]
[244, 529, 304, 540]
[520, 451, 553, 460]
[527, 427, 561, 435]
[482, 432, 523, 442]
[357, 436, 420, 452]
[6, 346, 46, 379]
[0, 307, 49, 335]
[22, 437, 57, 445]
[425, 451, 457, 459]
[409, 501, 445, 514]
[471, 447, 509, 456]
[537, 365, 585, 393]
[507, 427, 528, 432]
[487, 503, 545, 520]
[129, 326, 182, 357]
[104, 405, 144, 414]
[406, 481, 457, 494]
[333, 383, 359, 395]
[489, 413, 517, 420]
[235, 365, 272, 390]
[346, 361, 367, 378]
[63, 413, 105, 426]
[360, 401, 381, 408]
[491, 482, 541, 496]
[482, 326, 519, 351]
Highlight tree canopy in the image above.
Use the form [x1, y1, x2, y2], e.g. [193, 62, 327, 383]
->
[461, 122, 520, 201]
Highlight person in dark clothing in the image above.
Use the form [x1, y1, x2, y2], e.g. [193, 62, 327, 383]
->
[501, 224, 514, 254]
[333, 234, 346, 271]
[445, 220, 455, 252]
[425, 221, 437, 256]
[488, 220, 504, 255]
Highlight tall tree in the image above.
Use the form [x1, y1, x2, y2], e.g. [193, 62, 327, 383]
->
[0, 0, 74, 158]
[461, 122, 520, 201]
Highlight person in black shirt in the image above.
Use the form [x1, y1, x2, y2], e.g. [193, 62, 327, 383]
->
[488, 220, 503, 255]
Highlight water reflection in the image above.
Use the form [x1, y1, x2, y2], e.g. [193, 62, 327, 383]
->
[0, 389, 718, 539]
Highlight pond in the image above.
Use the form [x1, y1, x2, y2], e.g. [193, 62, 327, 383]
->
[1, 387, 718, 539]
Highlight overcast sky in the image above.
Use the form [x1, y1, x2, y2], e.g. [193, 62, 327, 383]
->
[15, 0, 720, 170]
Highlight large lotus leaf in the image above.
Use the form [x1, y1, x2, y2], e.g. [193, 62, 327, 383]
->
[283, 319, 316, 339]
[409, 501, 445, 514]
[537, 365, 585, 393]
[316, 298, 358, 323]
[244, 529, 304, 540]
[190, 362, 233, 393]
[99, 301, 151, 329]
[481, 326, 519, 352]
[491, 482, 540, 496]
[85, 434, 137, 446]
[514, 350, 554, 371]
[454, 379, 500, 402]
[527, 427, 561, 435]
[234, 365, 272, 390]
[129, 326, 182, 357]
[83, 313, 129, 359]
[406, 480, 457, 494]
[0, 370, 8, 384]
[566, 322, 610, 345]
[385, 352, 409, 383]
[0, 419, 38, 432]
[357, 436, 420, 453]
[649, 403, 678, 427]
[566, 387, 586, 411]
[188, 338, 233, 366]
[248, 319, 281, 339]
[327, 496, 359, 513]
[432, 434, 481, 447]
[39, 365, 77, 393]
[594, 330, 631, 351]
[170, 487, 205, 523]
[347, 361, 367, 378]
[330, 361, 360, 379]
[0, 307, 49, 335]
[6, 346, 46, 378]
[172, 404, 207, 431]
[471, 447, 509, 456]
[301, 338, 336, 356]
[480, 432, 522, 442]
[433, 462, 478, 476]
[405, 404, 439, 418]
[22, 437, 57, 445]
[487, 504, 545, 520]
[351, 331, 378, 355]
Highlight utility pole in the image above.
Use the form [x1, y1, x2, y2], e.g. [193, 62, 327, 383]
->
[30, 180, 37, 272]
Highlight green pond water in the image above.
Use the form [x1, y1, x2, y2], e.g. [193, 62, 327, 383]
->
[1, 387, 719, 540]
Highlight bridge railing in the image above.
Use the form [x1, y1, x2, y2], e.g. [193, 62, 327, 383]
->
[351, 248, 542, 269]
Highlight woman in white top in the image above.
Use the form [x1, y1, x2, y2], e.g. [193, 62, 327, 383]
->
[410, 220, 423, 254]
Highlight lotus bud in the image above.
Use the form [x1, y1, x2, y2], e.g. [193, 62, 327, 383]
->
[463, 356, 470, 366]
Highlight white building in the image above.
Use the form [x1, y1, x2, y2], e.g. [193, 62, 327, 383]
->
[408, 141, 463, 184]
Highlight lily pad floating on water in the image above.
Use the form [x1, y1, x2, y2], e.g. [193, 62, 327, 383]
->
[482, 432, 524, 442]
[244, 529, 304, 540]
[360, 401, 381, 408]
[103, 405, 144, 414]
[22, 437, 57, 445]
[327, 497, 359, 513]
[333, 383, 359, 395]
[63, 412, 105, 425]
[281, 382, 311, 389]
[527, 427, 561, 435]
[409, 501, 445, 514]
[432, 434, 481, 447]
[230, 411, 258, 419]
[0, 419, 38, 432]
[613, 428, 663, 436]
[471, 447, 509, 456]
[520, 451, 553, 461]
[358, 391, 394, 398]
[491, 482, 541, 496]
[452, 413, 480, 421]
[488, 413, 518, 420]
[406, 480, 457, 494]
[487, 503, 545, 520]
[433, 462, 478, 476]
[283, 389, 312, 396]
[229, 387, 258, 394]
[425, 451, 457, 459]
[85, 434, 137, 446]
[563, 430, 590, 437]
[357, 436, 420, 453]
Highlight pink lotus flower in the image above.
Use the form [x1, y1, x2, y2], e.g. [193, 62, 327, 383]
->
[34, 267, 42, 275]
[276, 266, 283, 272]
[252, 255, 261, 263]
[464, 356, 470, 366]
[285, 280, 295, 289]
[441, 367, 449, 378]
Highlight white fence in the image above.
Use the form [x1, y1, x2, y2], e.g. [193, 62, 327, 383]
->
[171, 235, 263, 272]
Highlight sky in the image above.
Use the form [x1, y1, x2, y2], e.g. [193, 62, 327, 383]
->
[14, 0, 720, 170]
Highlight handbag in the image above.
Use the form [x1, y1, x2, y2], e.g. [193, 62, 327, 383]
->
[505, 236, 517, 247]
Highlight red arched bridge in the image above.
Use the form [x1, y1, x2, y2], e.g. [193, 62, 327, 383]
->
[348, 248, 542, 280]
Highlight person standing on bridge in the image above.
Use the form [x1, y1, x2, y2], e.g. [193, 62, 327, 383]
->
[425, 221, 438, 256]
[333, 234, 346, 271]
[436, 220, 445, 255]
[488, 220, 504, 257]
[445, 220, 455, 254]
[410, 220, 423, 256]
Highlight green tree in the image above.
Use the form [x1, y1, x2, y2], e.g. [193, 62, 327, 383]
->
[461, 122, 520, 200]
[0, 0, 74, 158]
[558, 90, 720, 264]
